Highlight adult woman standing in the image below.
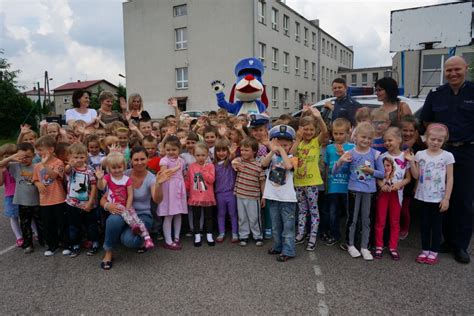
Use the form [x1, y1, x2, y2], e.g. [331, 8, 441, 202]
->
[97, 91, 126, 125]
[120, 93, 151, 124]
[65, 89, 97, 126]
[375, 78, 412, 126]
[100, 147, 178, 270]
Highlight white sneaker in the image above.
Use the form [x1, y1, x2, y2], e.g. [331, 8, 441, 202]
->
[348, 245, 361, 258]
[361, 248, 373, 261]
[44, 249, 57, 257]
[62, 249, 72, 256]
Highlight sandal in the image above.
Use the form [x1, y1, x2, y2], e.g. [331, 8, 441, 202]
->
[100, 260, 113, 270]
[163, 242, 182, 250]
[390, 249, 401, 261]
[295, 235, 306, 245]
[276, 254, 294, 262]
[306, 241, 316, 251]
[374, 248, 383, 259]
[267, 248, 281, 255]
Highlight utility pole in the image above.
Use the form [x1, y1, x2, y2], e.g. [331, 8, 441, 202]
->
[37, 82, 42, 120]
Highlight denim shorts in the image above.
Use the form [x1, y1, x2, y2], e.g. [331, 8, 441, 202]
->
[3, 196, 19, 218]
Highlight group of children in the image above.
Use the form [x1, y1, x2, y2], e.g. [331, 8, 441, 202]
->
[0, 92, 454, 265]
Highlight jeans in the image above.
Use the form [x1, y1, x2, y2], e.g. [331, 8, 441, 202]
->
[268, 200, 296, 257]
[324, 193, 347, 240]
[66, 204, 99, 246]
[103, 212, 153, 251]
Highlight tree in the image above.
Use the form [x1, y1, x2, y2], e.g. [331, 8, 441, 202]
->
[0, 52, 39, 138]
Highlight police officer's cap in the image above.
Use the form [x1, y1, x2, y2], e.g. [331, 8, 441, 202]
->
[269, 125, 295, 141]
[249, 113, 270, 127]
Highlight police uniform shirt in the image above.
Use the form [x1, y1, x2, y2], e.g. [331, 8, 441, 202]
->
[420, 82, 474, 143]
[332, 96, 361, 126]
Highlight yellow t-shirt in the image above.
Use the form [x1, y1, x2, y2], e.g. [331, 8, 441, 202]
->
[294, 137, 323, 187]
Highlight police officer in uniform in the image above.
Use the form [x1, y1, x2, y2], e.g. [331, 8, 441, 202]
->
[324, 78, 361, 126]
[420, 56, 474, 264]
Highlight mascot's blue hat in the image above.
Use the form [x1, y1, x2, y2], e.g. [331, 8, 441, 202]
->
[234, 58, 265, 81]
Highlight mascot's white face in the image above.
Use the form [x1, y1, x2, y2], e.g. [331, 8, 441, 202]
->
[235, 74, 263, 102]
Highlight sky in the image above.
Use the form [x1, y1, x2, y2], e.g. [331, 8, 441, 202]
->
[1, 0, 448, 91]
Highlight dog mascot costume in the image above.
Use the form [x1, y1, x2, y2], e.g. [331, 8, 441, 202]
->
[211, 57, 268, 115]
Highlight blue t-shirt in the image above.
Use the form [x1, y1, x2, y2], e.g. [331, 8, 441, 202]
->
[324, 143, 355, 193]
[371, 137, 387, 153]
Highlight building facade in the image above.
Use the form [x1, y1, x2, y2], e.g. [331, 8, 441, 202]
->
[123, 0, 353, 118]
[392, 46, 474, 97]
[53, 80, 118, 115]
[337, 66, 392, 89]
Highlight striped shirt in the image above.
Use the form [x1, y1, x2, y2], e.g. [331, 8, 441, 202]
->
[234, 159, 265, 199]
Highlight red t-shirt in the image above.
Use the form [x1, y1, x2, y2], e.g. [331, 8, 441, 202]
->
[147, 156, 161, 174]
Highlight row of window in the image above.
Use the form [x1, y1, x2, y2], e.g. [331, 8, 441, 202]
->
[321, 66, 338, 86]
[258, 43, 316, 79]
[322, 38, 352, 67]
[258, 0, 317, 50]
[271, 87, 315, 109]
[340, 72, 381, 87]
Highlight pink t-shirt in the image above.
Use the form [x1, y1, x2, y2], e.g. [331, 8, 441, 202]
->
[185, 163, 216, 207]
[104, 174, 132, 208]
[2, 169, 16, 197]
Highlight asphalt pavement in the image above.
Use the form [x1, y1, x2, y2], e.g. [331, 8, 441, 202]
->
[0, 189, 472, 315]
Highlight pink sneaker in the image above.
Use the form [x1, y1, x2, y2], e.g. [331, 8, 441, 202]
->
[425, 253, 439, 265]
[16, 238, 24, 248]
[416, 252, 428, 264]
[131, 225, 142, 236]
[144, 238, 154, 249]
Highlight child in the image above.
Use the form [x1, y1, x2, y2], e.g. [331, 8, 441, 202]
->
[114, 127, 131, 162]
[248, 113, 269, 160]
[17, 124, 38, 145]
[86, 134, 105, 170]
[262, 125, 298, 262]
[399, 115, 424, 239]
[406, 123, 454, 265]
[322, 118, 354, 246]
[138, 119, 153, 138]
[0, 144, 23, 247]
[232, 137, 265, 246]
[158, 136, 188, 250]
[143, 136, 160, 174]
[370, 109, 390, 154]
[96, 152, 154, 249]
[32, 136, 68, 256]
[203, 125, 218, 162]
[0, 142, 43, 253]
[65, 143, 100, 257]
[335, 122, 384, 260]
[291, 108, 328, 251]
[181, 132, 200, 236]
[374, 127, 411, 260]
[214, 139, 238, 243]
[186, 142, 216, 247]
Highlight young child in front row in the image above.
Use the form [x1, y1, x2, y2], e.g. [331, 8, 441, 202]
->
[291, 108, 328, 252]
[158, 136, 188, 250]
[262, 125, 298, 262]
[0, 143, 43, 253]
[335, 122, 384, 261]
[406, 123, 454, 265]
[214, 139, 238, 243]
[65, 143, 100, 257]
[186, 142, 216, 247]
[322, 118, 354, 246]
[32, 136, 68, 256]
[232, 137, 265, 246]
[374, 127, 411, 261]
[96, 152, 154, 250]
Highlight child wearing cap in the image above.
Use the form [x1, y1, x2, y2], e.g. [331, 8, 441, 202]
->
[262, 125, 298, 262]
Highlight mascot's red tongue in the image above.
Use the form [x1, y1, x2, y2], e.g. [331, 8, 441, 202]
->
[237, 84, 260, 93]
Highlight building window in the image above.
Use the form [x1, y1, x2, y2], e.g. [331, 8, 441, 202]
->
[312, 32, 316, 50]
[334, 46, 337, 60]
[326, 41, 329, 56]
[295, 56, 300, 75]
[422, 54, 448, 86]
[303, 59, 308, 78]
[295, 21, 300, 42]
[463, 52, 474, 80]
[283, 52, 289, 73]
[283, 88, 289, 109]
[329, 70, 333, 83]
[304, 27, 308, 46]
[341, 74, 347, 81]
[258, 42, 266, 66]
[330, 44, 334, 58]
[283, 14, 289, 36]
[173, 4, 187, 17]
[322, 66, 325, 84]
[311, 92, 315, 103]
[311, 62, 316, 80]
[326, 68, 329, 84]
[294, 90, 299, 108]
[272, 47, 279, 70]
[175, 28, 187, 50]
[322, 39, 325, 54]
[271, 8, 278, 30]
[257, 0, 265, 24]
[176, 67, 188, 89]
[272, 86, 279, 108]
[372, 73, 378, 83]
[340, 49, 343, 63]
[351, 74, 357, 86]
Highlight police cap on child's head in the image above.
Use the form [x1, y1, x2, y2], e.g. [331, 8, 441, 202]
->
[269, 125, 295, 141]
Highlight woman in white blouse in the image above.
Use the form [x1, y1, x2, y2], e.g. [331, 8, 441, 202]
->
[65, 89, 98, 126]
